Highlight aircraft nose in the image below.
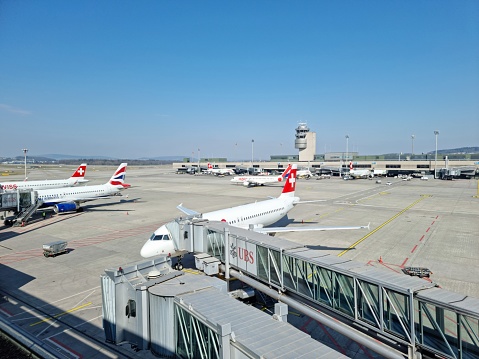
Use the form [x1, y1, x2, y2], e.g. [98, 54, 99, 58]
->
[140, 241, 154, 258]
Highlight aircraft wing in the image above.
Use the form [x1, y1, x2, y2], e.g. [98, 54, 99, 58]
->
[177, 203, 201, 216]
[255, 223, 370, 234]
[295, 200, 327, 204]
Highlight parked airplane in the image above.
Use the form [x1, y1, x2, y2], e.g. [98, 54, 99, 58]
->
[348, 162, 372, 179]
[36, 163, 130, 213]
[140, 164, 369, 259]
[0, 164, 88, 191]
[297, 167, 313, 179]
[230, 164, 292, 187]
[205, 163, 235, 176]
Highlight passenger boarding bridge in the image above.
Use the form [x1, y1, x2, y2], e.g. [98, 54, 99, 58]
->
[0, 189, 42, 226]
[163, 218, 479, 359]
[102, 218, 479, 359]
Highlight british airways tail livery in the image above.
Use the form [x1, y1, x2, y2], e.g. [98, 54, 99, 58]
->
[0, 164, 88, 191]
[36, 163, 130, 213]
[140, 164, 369, 259]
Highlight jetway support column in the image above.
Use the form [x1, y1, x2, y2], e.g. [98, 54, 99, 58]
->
[223, 266, 407, 359]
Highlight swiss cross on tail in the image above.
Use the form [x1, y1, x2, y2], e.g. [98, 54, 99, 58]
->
[71, 164, 87, 178]
[109, 163, 131, 188]
[280, 164, 297, 197]
[207, 163, 213, 169]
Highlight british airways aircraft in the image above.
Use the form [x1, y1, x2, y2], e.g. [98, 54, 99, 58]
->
[0, 164, 88, 191]
[140, 164, 369, 259]
[36, 163, 130, 213]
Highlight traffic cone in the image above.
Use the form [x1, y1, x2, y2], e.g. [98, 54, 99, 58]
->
[126, 212, 129, 215]
[379, 256, 383, 263]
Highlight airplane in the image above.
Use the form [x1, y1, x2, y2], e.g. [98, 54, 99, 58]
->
[205, 163, 235, 176]
[0, 164, 88, 191]
[297, 167, 313, 179]
[230, 164, 292, 187]
[140, 164, 369, 259]
[36, 163, 130, 213]
[348, 162, 372, 179]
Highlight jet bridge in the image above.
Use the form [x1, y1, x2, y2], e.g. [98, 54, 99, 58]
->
[0, 189, 39, 226]
[166, 217, 479, 359]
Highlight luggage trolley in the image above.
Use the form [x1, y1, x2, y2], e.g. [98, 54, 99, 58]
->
[42, 241, 68, 257]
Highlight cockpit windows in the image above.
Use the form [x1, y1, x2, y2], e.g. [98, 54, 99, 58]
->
[150, 234, 170, 241]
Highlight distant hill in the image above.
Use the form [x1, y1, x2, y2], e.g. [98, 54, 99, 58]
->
[40, 154, 117, 160]
[138, 156, 187, 161]
[432, 147, 479, 155]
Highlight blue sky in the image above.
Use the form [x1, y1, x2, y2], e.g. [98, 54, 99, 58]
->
[1, 1, 478, 160]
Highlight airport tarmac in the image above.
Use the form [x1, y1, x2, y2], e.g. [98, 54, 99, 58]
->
[0, 164, 478, 358]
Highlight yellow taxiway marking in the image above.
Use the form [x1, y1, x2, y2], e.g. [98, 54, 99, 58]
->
[30, 302, 92, 327]
[338, 195, 430, 257]
[182, 268, 201, 275]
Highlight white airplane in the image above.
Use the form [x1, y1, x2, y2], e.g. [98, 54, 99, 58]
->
[230, 164, 292, 187]
[205, 163, 235, 176]
[36, 163, 130, 213]
[348, 162, 372, 179]
[297, 168, 313, 179]
[140, 164, 369, 259]
[0, 164, 88, 191]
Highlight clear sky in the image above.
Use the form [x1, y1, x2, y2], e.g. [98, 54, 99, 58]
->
[1, 1, 478, 160]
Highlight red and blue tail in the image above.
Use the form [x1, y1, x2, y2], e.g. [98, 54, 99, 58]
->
[279, 164, 297, 198]
[108, 163, 130, 188]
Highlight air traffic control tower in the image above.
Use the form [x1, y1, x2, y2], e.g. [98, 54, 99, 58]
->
[295, 123, 316, 162]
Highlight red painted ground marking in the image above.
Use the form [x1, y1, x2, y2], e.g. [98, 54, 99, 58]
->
[436, 215, 439, 219]
[317, 321, 346, 355]
[47, 337, 83, 359]
[379, 262, 401, 274]
[299, 317, 313, 332]
[358, 342, 375, 359]
[411, 245, 418, 253]
[431, 221, 435, 225]
[0, 224, 161, 264]
[0, 307, 13, 317]
[400, 258, 409, 268]
[426, 227, 430, 232]
[419, 235, 425, 242]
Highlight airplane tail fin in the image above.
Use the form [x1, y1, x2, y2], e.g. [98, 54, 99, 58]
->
[108, 163, 130, 188]
[70, 163, 88, 183]
[279, 164, 292, 180]
[349, 161, 353, 170]
[279, 164, 297, 198]
[207, 162, 213, 169]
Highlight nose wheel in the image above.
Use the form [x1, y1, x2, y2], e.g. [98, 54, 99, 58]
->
[173, 255, 184, 270]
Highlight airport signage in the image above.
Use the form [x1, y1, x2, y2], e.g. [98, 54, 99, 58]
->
[228, 236, 257, 276]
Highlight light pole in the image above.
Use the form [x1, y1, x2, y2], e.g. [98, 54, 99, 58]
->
[197, 148, 200, 170]
[251, 139, 254, 167]
[434, 130, 439, 179]
[22, 148, 28, 180]
[411, 135, 415, 158]
[345, 135, 349, 162]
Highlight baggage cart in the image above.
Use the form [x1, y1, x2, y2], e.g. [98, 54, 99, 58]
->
[42, 241, 68, 257]
[402, 266, 432, 278]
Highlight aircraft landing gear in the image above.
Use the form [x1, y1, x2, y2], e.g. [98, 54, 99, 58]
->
[173, 255, 184, 271]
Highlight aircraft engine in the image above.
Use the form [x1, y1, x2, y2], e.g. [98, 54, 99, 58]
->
[54, 202, 79, 213]
[243, 181, 250, 187]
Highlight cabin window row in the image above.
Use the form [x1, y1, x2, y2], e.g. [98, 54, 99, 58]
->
[227, 207, 285, 224]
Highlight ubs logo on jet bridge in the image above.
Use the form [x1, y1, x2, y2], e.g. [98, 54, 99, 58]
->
[228, 237, 257, 276]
